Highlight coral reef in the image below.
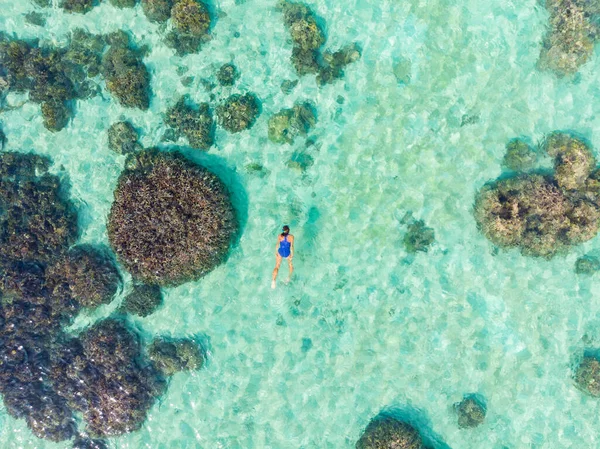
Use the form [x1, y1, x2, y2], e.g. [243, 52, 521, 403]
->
[109, 0, 137, 7]
[317, 43, 361, 85]
[503, 138, 537, 172]
[45, 245, 121, 310]
[538, 0, 600, 76]
[280, 0, 360, 83]
[575, 355, 600, 396]
[0, 31, 109, 131]
[120, 283, 163, 317]
[148, 337, 204, 376]
[291, 47, 320, 75]
[286, 151, 314, 172]
[268, 101, 316, 144]
[281, 0, 325, 51]
[217, 93, 260, 133]
[280, 79, 298, 94]
[72, 437, 109, 449]
[108, 121, 142, 154]
[216, 63, 239, 86]
[142, 0, 173, 23]
[25, 11, 47, 27]
[356, 415, 424, 449]
[403, 220, 435, 254]
[474, 132, 600, 258]
[544, 132, 596, 190]
[171, 0, 211, 36]
[0, 151, 182, 444]
[455, 396, 486, 428]
[108, 149, 238, 286]
[575, 255, 600, 274]
[398, 212, 435, 254]
[158, 0, 212, 55]
[101, 32, 150, 109]
[475, 174, 600, 258]
[165, 96, 214, 150]
[61, 0, 96, 14]
[41, 100, 70, 132]
[51, 319, 165, 436]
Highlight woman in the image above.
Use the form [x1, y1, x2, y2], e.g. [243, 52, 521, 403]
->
[272, 225, 294, 289]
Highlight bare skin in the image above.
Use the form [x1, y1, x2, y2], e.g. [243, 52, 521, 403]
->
[272, 233, 294, 288]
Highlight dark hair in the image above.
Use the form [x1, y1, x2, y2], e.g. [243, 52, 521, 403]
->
[281, 225, 290, 236]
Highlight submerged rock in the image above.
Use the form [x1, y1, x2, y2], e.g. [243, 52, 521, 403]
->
[544, 132, 596, 191]
[50, 319, 166, 437]
[41, 100, 70, 132]
[24, 11, 47, 26]
[317, 43, 361, 85]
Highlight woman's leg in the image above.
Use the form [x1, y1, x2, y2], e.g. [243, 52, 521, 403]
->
[272, 254, 282, 288]
[287, 258, 293, 281]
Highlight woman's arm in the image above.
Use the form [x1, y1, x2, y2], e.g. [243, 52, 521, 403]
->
[275, 235, 281, 255]
[290, 236, 294, 258]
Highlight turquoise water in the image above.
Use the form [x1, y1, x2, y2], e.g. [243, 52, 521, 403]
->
[2, 0, 600, 447]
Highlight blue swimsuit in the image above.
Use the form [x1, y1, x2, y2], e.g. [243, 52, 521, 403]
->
[278, 235, 291, 258]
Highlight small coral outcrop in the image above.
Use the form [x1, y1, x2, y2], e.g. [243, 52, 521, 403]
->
[538, 0, 600, 76]
[120, 283, 163, 317]
[575, 355, 600, 397]
[148, 337, 204, 376]
[165, 96, 214, 150]
[101, 32, 151, 109]
[280, 0, 361, 84]
[108, 121, 142, 154]
[217, 93, 261, 133]
[455, 396, 486, 428]
[268, 101, 316, 144]
[356, 415, 424, 449]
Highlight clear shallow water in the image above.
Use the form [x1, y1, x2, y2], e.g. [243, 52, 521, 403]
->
[2, 0, 600, 447]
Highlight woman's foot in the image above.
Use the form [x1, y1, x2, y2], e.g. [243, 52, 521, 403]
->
[271, 280, 276, 289]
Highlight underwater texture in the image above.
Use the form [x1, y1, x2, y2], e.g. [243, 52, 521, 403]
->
[3, 0, 600, 448]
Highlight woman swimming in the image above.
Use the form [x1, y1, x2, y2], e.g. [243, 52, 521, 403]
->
[272, 225, 294, 289]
